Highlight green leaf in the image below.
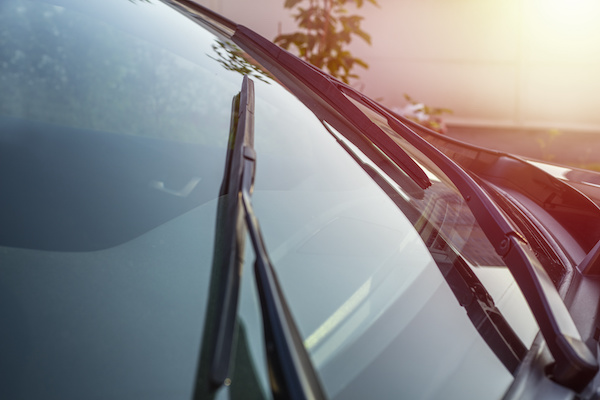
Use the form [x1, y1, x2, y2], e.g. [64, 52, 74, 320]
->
[284, 0, 304, 9]
[327, 58, 340, 74]
[355, 28, 371, 44]
[275, 0, 376, 83]
[354, 57, 368, 69]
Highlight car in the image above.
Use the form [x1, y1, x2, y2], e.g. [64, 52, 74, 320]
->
[2, 0, 600, 399]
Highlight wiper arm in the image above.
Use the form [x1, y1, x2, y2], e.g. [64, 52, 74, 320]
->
[203, 75, 326, 399]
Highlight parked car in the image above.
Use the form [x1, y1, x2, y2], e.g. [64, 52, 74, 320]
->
[3, 0, 600, 399]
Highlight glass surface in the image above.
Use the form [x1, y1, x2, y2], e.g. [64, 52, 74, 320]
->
[342, 94, 539, 347]
[0, 0, 245, 398]
[0, 0, 540, 399]
[247, 78, 538, 399]
[0, 203, 217, 399]
[0, 0, 239, 143]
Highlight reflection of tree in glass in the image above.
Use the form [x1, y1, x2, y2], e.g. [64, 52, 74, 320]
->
[209, 40, 272, 84]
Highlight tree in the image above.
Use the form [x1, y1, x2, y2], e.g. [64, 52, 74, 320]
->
[274, 0, 378, 84]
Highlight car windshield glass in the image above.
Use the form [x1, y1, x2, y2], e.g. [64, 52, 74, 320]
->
[0, 0, 240, 144]
[1, 0, 540, 399]
[0, 0, 255, 398]
[246, 74, 540, 398]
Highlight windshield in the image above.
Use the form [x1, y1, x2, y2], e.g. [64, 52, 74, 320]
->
[247, 76, 540, 398]
[0, 0, 539, 399]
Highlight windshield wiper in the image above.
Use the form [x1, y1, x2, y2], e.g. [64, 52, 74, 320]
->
[200, 75, 326, 400]
[233, 27, 430, 192]
[351, 94, 599, 391]
[230, 26, 598, 391]
[326, 120, 527, 371]
[431, 244, 528, 373]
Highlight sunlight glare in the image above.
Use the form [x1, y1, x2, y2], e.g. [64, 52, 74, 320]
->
[525, 0, 600, 68]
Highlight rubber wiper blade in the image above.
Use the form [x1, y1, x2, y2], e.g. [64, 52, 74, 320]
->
[204, 76, 255, 388]
[204, 75, 326, 399]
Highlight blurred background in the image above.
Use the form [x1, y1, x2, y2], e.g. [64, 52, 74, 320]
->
[196, 0, 600, 167]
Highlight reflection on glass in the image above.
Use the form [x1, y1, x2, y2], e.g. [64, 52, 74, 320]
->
[209, 40, 273, 84]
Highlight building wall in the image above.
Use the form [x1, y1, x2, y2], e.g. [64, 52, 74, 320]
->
[194, 0, 600, 132]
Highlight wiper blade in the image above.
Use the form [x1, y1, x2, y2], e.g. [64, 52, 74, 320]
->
[203, 75, 326, 399]
[200, 77, 253, 389]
